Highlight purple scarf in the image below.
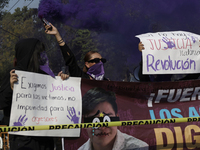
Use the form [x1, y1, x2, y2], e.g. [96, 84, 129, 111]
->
[87, 62, 105, 80]
[40, 51, 55, 78]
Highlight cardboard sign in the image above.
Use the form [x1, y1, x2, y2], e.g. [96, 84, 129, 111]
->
[9, 70, 82, 137]
[136, 31, 200, 74]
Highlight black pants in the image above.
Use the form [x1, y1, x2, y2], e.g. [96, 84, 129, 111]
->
[9, 134, 54, 150]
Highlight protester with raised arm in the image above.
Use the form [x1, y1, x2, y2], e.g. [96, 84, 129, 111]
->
[45, 23, 109, 81]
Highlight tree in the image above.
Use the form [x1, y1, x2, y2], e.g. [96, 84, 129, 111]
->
[0, 0, 8, 9]
[97, 36, 129, 81]
[70, 29, 98, 69]
[0, 1, 129, 82]
[0, 6, 38, 82]
[0, 0, 9, 17]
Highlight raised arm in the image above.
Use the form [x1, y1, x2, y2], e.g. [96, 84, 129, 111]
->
[44, 23, 89, 78]
[44, 23, 65, 46]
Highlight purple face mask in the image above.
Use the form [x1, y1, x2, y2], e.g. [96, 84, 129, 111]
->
[87, 62, 105, 80]
[39, 51, 55, 78]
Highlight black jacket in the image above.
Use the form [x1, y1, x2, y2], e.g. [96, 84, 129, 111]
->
[60, 44, 108, 80]
[0, 38, 54, 150]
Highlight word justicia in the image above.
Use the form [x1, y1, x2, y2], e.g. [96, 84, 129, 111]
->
[50, 83, 75, 92]
[147, 38, 193, 50]
[146, 55, 196, 72]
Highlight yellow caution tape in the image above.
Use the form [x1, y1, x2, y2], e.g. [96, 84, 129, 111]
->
[0, 117, 199, 132]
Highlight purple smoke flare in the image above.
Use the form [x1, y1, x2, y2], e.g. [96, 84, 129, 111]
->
[38, 0, 200, 80]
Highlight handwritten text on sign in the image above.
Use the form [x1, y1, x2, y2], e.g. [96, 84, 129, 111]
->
[136, 31, 200, 74]
[10, 70, 82, 137]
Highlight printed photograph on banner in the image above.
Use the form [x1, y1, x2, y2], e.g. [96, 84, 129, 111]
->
[136, 31, 200, 74]
[64, 79, 200, 150]
[9, 70, 82, 137]
[79, 87, 149, 150]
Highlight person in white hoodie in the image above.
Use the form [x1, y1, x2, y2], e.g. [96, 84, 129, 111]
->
[78, 87, 149, 150]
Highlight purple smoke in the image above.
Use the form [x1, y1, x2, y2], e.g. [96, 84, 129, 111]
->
[38, 0, 200, 33]
[38, 0, 200, 80]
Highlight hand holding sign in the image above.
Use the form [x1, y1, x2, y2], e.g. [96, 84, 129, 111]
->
[57, 71, 69, 80]
[10, 69, 18, 90]
[10, 70, 82, 137]
[138, 42, 145, 52]
[136, 31, 200, 74]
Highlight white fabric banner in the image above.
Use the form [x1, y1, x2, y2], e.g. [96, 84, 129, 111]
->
[9, 70, 82, 137]
[136, 31, 200, 74]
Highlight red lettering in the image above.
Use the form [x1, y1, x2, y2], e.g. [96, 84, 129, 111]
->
[182, 39, 185, 49]
[186, 39, 192, 49]
[32, 116, 58, 124]
[177, 39, 183, 49]
[147, 39, 154, 50]
[147, 38, 192, 50]
[172, 38, 177, 49]
[32, 117, 36, 122]
[154, 39, 162, 50]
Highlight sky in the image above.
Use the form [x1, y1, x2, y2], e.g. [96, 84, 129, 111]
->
[3, 0, 40, 14]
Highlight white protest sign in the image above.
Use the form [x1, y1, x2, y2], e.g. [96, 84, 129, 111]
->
[9, 70, 82, 137]
[136, 31, 200, 74]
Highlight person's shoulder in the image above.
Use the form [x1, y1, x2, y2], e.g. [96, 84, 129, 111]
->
[120, 130, 149, 149]
[77, 139, 91, 150]
[103, 77, 109, 81]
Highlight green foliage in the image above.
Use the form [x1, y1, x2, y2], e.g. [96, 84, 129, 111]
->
[0, 6, 38, 82]
[0, 0, 9, 23]
[0, 0, 9, 11]
[66, 28, 98, 70]
[98, 40, 128, 81]
[0, 3, 130, 82]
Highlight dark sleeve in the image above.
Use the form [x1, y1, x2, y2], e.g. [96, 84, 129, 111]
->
[0, 73, 13, 109]
[59, 44, 90, 79]
[179, 74, 200, 81]
[138, 59, 150, 82]
[0, 73, 13, 125]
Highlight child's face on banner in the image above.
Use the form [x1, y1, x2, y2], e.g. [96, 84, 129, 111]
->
[86, 101, 118, 147]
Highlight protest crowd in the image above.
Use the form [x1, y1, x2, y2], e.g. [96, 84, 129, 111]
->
[1, 0, 200, 150]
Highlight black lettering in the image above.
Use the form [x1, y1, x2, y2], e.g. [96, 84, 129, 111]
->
[164, 120, 170, 123]
[68, 125, 73, 129]
[55, 125, 61, 129]
[138, 121, 144, 125]
[156, 120, 161, 124]
[49, 126, 54, 130]
[74, 125, 80, 128]
[21, 77, 26, 89]
[28, 126, 34, 131]
[102, 123, 108, 127]
[127, 122, 132, 126]
[133, 121, 138, 125]
[87, 124, 92, 128]
[11, 127, 18, 131]
[121, 122, 126, 126]
[96, 123, 101, 128]
[62, 125, 68, 129]
[193, 118, 198, 122]
[21, 127, 27, 131]
[170, 119, 175, 123]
